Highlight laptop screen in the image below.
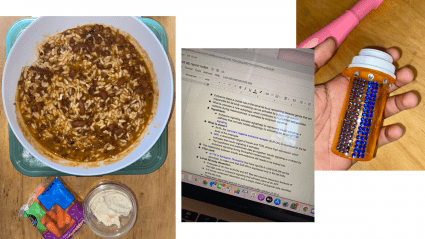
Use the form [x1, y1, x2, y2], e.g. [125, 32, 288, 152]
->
[182, 49, 314, 221]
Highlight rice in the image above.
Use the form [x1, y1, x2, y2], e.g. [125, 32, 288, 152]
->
[16, 23, 155, 162]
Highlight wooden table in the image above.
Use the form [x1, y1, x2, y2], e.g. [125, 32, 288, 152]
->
[298, 0, 425, 170]
[0, 16, 176, 238]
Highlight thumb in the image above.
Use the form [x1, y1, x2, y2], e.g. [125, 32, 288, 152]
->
[315, 37, 337, 72]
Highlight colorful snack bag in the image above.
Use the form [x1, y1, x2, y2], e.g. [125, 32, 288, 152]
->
[19, 177, 84, 239]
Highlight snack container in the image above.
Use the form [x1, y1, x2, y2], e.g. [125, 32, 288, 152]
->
[332, 49, 396, 161]
[83, 181, 137, 238]
[19, 177, 84, 239]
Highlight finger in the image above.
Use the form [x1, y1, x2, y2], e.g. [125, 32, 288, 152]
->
[389, 67, 415, 92]
[377, 124, 404, 148]
[314, 37, 337, 72]
[386, 48, 400, 62]
[384, 91, 419, 118]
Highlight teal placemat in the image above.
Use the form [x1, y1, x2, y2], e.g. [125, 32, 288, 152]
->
[6, 17, 168, 177]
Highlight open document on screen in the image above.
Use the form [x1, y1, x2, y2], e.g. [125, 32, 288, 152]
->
[182, 49, 314, 215]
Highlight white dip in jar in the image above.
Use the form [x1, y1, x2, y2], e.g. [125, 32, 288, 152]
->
[89, 190, 133, 228]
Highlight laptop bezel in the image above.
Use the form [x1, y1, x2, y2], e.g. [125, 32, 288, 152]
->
[182, 182, 314, 222]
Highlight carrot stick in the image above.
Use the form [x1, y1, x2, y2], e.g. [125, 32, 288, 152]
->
[34, 186, 46, 203]
[64, 201, 74, 225]
[46, 205, 58, 222]
[56, 205, 65, 228]
[35, 186, 45, 197]
[69, 218, 75, 228]
[63, 218, 75, 232]
[45, 222, 61, 238]
[40, 214, 51, 225]
[64, 209, 72, 224]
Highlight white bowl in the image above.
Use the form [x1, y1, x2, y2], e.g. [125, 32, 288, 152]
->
[2, 17, 173, 175]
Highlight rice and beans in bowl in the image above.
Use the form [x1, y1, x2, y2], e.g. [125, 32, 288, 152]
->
[15, 24, 158, 163]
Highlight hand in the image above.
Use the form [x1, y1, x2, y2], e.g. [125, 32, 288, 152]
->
[314, 38, 418, 170]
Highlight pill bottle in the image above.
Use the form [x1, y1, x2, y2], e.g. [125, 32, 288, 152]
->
[332, 48, 396, 161]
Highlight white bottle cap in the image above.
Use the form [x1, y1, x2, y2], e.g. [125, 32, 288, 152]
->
[348, 48, 396, 79]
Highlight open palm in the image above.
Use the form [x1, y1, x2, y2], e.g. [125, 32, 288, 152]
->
[314, 39, 418, 170]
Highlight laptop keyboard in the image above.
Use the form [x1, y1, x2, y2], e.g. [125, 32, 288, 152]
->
[182, 209, 227, 222]
[197, 214, 217, 222]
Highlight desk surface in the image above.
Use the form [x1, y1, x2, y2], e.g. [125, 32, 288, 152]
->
[298, 0, 425, 170]
[0, 16, 176, 238]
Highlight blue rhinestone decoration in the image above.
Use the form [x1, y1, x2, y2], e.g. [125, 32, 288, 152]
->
[337, 77, 379, 159]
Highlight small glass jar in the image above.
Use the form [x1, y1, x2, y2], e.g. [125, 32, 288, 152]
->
[83, 181, 138, 238]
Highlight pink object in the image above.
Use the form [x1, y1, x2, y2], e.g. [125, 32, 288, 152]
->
[297, 0, 384, 48]
[277, 49, 314, 67]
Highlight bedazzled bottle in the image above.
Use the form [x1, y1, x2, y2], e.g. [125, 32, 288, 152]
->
[332, 49, 396, 161]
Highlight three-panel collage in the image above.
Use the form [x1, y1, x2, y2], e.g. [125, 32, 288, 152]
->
[1, 0, 424, 238]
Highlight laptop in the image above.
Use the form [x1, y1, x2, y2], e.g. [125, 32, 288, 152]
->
[181, 49, 315, 222]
